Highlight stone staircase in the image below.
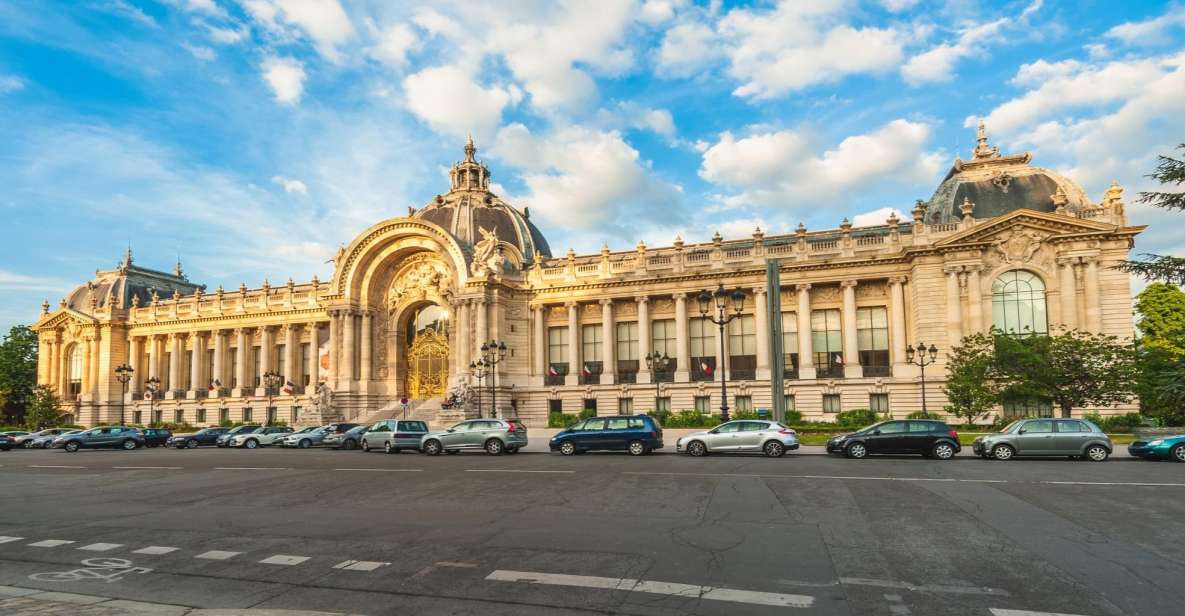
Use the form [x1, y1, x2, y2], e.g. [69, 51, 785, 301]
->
[354, 398, 464, 429]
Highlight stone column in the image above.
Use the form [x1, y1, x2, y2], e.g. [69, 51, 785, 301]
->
[1059, 258, 1077, 330]
[80, 336, 93, 394]
[474, 298, 488, 359]
[456, 300, 471, 373]
[600, 299, 615, 384]
[328, 311, 340, 382]
[147, 335, 159, 381]
[168, 334, 182, 394]
[126, 336, 140, 394]
[342, 311, 355, 383]
[1083, 258, 1101, 333]
[753, 287, 770, 380]
[841, 280, 861, 378]
[796, 284, 815, 379]
[945, 268, 962, 347]
[308, 322, 321, 387]
[359, 312, 372, 383]
[889, 276, 908, 372]
[637, 296, 651, 383]
[234, 328, 248, 395]
[90, 332, 102, 397]
[566, 301, 580, 386]
[532, 305, 545, 377]
[190, 332, 203, 394]
[674, 293, 690, 382]
[285, 324, 299, 387]
[46, 337, 57, 390]
[212, 330, 225, 390]
[260, 326, 274, 379]
[966, 267, 984, 334]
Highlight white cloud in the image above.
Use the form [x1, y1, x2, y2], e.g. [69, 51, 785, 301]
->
[699, 119, 944, 209]
[182, 42, 216, 61]
[640, 0, 680, 25]
[410, 8, 464, 40]
[370, 22, 418, 68]
[879, 0, 920, 11]
[243, 0, 353, 61]
[0, 75, 24, 94]
[271, 175, 307, 194]
[402, 65, 519, 140]
[261, 56, 306, 105]
[852, 206, 906, 227]
[0, 270, 73, 293]
[206, 25, 247, 44]
[901, 1, 1044, 85]
[182, 0, 226, 17]
[1106, 7, 1185, 46]
[599, 101, 677, 140]
[655, 20, 722, 78]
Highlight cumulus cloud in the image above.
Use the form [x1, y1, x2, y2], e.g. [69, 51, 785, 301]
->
[0, 75, 24, 94]
[852, 206, 906, 227]
[370, 22, 418, 68]
[699, 119, 944, 209]
[272, 175, 307, 194]
[243, 0, 353, 61]
[261, 56, 306, 104]
[597, 101, 677, 141]
[879, 0, 920, 12]
[902, 1, 1042, 85]
[1106, 7, 1185, 46]
[402, 65, 520, 140]
[655, 20, 722, 78]
[0, 270, 74, 293]
[182, 42, 216, 61]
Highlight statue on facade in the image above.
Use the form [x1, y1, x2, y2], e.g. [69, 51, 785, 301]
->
[314, 382, 334, 417]
[471, 226, 507, 276]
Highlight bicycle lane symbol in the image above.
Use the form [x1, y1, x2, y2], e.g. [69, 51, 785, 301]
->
[29, 557, 152, 584]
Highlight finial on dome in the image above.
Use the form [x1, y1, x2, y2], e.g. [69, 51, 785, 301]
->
[119, 243, 133, 270]
[41, 299, 49, 315]
[1051, 185, 1069, 213]
[464, 133, 476, 162]
[960, 196, 975, 220]
[1103, 180, 1124, 207]
[174, 256, 184, 279]
[972, 119, 1000, 160]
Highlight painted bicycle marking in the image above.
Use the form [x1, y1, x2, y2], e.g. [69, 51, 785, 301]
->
[29, 557, 152, 583]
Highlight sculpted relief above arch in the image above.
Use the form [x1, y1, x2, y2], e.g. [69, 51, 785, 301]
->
[386, 254, 454, 313]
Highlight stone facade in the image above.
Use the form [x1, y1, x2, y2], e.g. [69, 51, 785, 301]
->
[31, 128, 1144, 428]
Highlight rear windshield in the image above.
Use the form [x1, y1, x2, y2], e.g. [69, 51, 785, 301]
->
[400, 421, 428, 432]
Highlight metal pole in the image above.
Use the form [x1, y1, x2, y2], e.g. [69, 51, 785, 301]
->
[920, 359, 928, 418]
[490, 364, 497, 419]
[766, 260, 785, 423]
[120, 380, 127, 426]
[717, 312, 730, 422]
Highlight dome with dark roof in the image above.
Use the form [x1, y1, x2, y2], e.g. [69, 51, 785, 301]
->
[411, 137, 550, 264]
[62, 249, 202, 315]
[924, 122, 1094, 225]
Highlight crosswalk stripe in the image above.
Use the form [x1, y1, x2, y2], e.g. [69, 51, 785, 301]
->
[195, 550, 241, 560]
[989, 610, 1095, 616]
[332, 560, 390, 571]
[78, 543, 123, 552]
[133, 546, 179, 555]
[260, 555, 310, 566]
[29, 540, 74, 548]
[486, 570, 815, 608]
[0, 537, 23, 544]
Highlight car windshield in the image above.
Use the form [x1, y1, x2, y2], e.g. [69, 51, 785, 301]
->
[196, 428, 215, 435]
[1000, 420, 1024, 433]
[858, 421, 889, 434]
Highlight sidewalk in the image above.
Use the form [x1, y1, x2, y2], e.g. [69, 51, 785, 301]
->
[0, 585, 346, 616]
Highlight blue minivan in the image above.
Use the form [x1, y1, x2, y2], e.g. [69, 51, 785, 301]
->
[549, 415, 663, 456]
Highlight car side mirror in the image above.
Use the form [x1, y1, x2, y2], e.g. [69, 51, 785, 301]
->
[872, 429, 881, 435]
[1018, 428, 1027, 434]
[446, 428, 455, 433]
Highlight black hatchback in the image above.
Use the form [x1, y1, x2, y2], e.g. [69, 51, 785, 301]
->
[140, 428, 171, 447]
[826, 420, 961, 460]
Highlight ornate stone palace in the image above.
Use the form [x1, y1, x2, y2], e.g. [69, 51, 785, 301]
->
[32, 126, 1143, 428]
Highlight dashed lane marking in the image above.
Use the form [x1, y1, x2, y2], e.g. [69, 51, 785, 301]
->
[259, 555, 310, 566]
[29, 540, 75, 548]
[28, 465, 86, 469]
[333, 560, 390, 571]
[333, 468, 423, 472]
[213, 467, 290, 471]
[884, 593, 912, 616]
[77, 543, 123, 552]
[465, 469, 576, 474]
[195, 550, 241, 560]
[112, 466, 182, 470]
[989, 610, 1096, 616]
[837, 577, 1010, 596]
[486, 570, 815, 608]
[0, 537, 24, 544]
[622, 471, 1005, 483]
[132, 546, 179, 555]
[1039, 481, 1185, 487]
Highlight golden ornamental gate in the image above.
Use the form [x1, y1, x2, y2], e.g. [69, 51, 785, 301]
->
[405, 328, 449, 398]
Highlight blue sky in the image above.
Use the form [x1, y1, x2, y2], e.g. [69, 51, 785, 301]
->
[2, 0, 1183, 333]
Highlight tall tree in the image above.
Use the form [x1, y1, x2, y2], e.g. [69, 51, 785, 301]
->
[1132, 283, 1185, 425]
[994, 330, 1140, 418]
[1121, 144, 1185, 285]
[0, 325, 39, 424]
[943, 333, 1001, 424]
[24, 385, 64, 430]
[1134, 283, 1185, 355]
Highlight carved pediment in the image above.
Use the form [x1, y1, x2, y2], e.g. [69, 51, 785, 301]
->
[33, 308, 92, 332]
[935, 209, 1115, 248]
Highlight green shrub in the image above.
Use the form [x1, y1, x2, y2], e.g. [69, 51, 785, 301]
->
[660, 410, 723, 428]
[904, 411, 945, 420]
[835, 408, 879, 427]
[783, 410, 803, 424]
[548, 412, 579, 428]
[646, 409, 671, 426]
[1083, 412, 1151, 433]
[578, 408, 598, 420]
[732, 410, 759, 420]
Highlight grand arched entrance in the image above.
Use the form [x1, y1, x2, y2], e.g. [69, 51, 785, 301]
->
[404, 304, 450, 398]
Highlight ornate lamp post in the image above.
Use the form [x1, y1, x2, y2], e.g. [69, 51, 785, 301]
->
[144, 376, 160, 426]
[643, 351, 670, 414]
[479, 340, 508, 418]
[469, 359, 487, 418]
[697, 284, 746, 422]
[905, 343, 939, 418]
[114, 363, 134, 426]
[262, 370, 283, 425]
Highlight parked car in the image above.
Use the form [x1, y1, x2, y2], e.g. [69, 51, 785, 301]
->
[27, 429, 82, 449]
[216, 425, 262, 447]
[15, 428, 75, 448]
[0, 434, 13, 451]
[361, 419, 430, 453]
[1129, 434, 1185, 462]
[676, 420, 798, 457]
[140, 428, 171, 447]
[229, 426, 294, 449]
[1, 431, 30, 439]
[168, 427, 230, 449]
[52, 426, 145, 452]
[827, 419, 961, 460]
[972, 418, 1112, 461]
[550, 415, 663, 456]
[281, 423, 359, 448]
[421, 419, 527, 456]
[324, 426, 369, 450]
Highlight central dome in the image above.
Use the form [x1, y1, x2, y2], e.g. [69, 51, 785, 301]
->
[412, 137, 551, 264]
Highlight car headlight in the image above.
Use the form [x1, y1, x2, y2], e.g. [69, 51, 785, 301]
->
[1148, 440, 1164, 447]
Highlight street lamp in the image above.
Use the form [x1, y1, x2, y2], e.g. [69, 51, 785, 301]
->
[480, 340, 508, 418]
[144, 376, 160, 426]
[469, 359, 487, 418]
[905, 342, 940, 418]
[643, 351, 670, 414]
[114, 363, 134, 426]
[697, 284, 746, 422]
[262, 370, 283, 426]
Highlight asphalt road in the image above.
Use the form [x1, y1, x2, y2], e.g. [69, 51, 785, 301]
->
[1, 443, 1183, 616]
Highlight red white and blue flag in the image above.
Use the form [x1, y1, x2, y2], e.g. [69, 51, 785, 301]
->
[547, 365, 560, 376]
[700, 360, 713, 375]
[282, 380, 295, 394]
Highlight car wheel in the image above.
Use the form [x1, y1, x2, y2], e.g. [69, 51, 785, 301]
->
[627, 440, 646, 456]
[383, 441, 394, 454]
[559, 442, 576, 456]
[64, 441, 80, 453]
[23, 441, 34, 449]
[121, 439, 137, 450]
[361, 440, 370, 452]
[992, 444, 1015, 461]
[1172, 444, 1185, 463]
[932, 442, 956, 460]
[1084, 444, 1110, 462]
[845, 442, 868, 459]
[298, 439, 311, 449]
[186, 440, 198, 449]
[686, 440, 707, 457]
[763, 441, 786, 458]
[423, 439, 443, 456]
[485, 439, 505, 456]
[343, 439, 357, 451]
[245, 439, 258, 449]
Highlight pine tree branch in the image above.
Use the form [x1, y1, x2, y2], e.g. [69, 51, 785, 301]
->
[1118, 255, 1185, 286]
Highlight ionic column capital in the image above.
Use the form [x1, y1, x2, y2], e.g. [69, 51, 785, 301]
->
[888, 275, 909, 285]
[598, 298, 613, 306]
[672, 292, 687, 300]
[795, 283, 812, 293]
[635, 295, 649, 304]
[840, 279, 858, 289]
[564, 300, 578, 308]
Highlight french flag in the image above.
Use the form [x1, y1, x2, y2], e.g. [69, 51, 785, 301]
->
[209, 379, 222, 391]
[700, 361, 713, 376]
[282, 380, 295, 394]
[581, 365, 592, 377]
[547, 365, 560, 376]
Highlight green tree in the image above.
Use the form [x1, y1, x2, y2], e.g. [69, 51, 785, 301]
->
[0, 325, 39, 424]
[1135, 345, 1185, 425]
[23, 385, 64, 430]
[1134, 283, 1185, 355]
[943, 333, 1001, 423]
[1120, 144, 1185, 285]
[995, 330, 1139, 418]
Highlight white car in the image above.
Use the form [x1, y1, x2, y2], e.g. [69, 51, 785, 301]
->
[228, 426, 294, 449]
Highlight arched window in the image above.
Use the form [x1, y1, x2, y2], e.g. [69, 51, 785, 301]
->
[67, 345, 83, 396]
[992, 270, 1048, 335]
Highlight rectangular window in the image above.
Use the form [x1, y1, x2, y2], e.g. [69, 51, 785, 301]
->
[727, 314, 757, 381]
[163, 352, 171, 391]
[651, 319, 677, 382]
[616, 321, 639, 383]
[857, 307, 891, 377]
[547, 326, 568, 385]
[153, 409, 162, 424]
[243, 407, 253, 423]
[812, 309, 844, 378]
[781, 312, 799, 379]
[301, 343, 311, 386]
[618, 398, 634, 414]
[1002, 396, 1053, 418]
[180, 351, 190, 391]
[548, 399, 563, 413]
[276, 344, 286, 384]
[267, 406, 277, 425]
[229, 349, 239, 389]
[786, 395, 796, 411]
[582, 399, 598, 415]
[205, 349, 215, 390]
[253, 347, 262, 387]
[694, 395, 711, 413]
[196, 408, 206, 424]
[735, 396, 753, 413]
[823, 393, 842, 413]
[174, 410, 184, 424]
[656, 396, 671, 412]
[219, 407, 230, 424]
[291, 406, 300, 423]
[690, 317, 716, 382]
[869, 393, 889, 413]
[580, 324, 602, 384]
[133, 410, 142, 424]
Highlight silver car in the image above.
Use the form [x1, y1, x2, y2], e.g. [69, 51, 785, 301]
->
[15, 428, 76, 448]
[421, 419, 528, 456]
[361, 419, 430, 453]
[676, 420, 800, 457]
[973, 418, 1113, 461]
[228, 426, 294, 449]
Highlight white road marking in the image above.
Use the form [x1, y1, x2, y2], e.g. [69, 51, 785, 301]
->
[28, 465, 86, 469]
[333, 468, 423, 472]
[112, 466, 182, 470]
[259, 554, 310, 566]
[0, 536, 24, 544]
[884, 593, 912, 616]
[412, 561, 479, 578]
[29, 540, 75, 548]
[213, 467, 290, 471]
[486, 570, 814, 608]
[989, 609, 1095, 616]
[333, 560, 390, 571]
[1040, 481, 1185, 487]
[623, 471, 1005, 483]
[195, 550, 241, 560]
[466, 469, 576, 474]
[132, 546, 179, 555]
[78, 543, 123, 552]
[837, 577, 1009, 596]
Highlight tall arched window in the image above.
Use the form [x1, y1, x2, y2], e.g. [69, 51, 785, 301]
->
[992, 270, 1048, 335]
[67, 345, 83, 396]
